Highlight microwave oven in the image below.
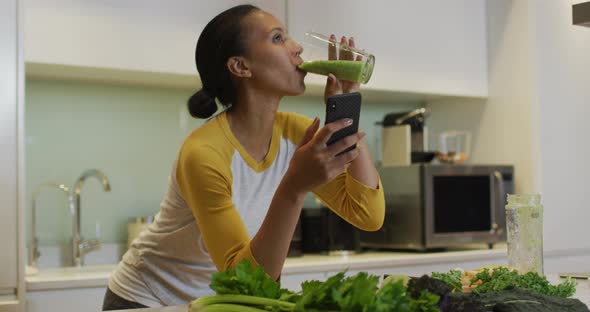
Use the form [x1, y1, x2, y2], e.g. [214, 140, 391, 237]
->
[361, 164, 514, 251]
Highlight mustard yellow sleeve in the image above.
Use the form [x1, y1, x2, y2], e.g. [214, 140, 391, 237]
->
[312, 172, 385, 231]
[176, 143, 259, 271]
[282, 112, 385, 232]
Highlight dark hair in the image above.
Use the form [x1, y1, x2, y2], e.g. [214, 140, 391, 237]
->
[187, 4, 260, 119]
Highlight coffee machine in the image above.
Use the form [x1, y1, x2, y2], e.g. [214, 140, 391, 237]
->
[379, 108, 432, 166]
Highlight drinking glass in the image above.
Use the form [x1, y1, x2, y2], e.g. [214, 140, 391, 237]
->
[506, 194, 544, 275]
[299, 31, 375, 84]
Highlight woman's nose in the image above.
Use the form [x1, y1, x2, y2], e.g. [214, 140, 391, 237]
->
[293, 42, 304, 57]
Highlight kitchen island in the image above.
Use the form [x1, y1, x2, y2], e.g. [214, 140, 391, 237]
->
[112, 275, 590, 311]
[25, 245, 590, 312]
[100, 275, 590, 311]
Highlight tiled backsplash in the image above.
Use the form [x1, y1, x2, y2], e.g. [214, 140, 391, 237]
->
[25, 79, 420, 246]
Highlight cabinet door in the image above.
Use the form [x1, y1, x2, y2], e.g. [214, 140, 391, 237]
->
[1, 1, 23, 311]
[24, 0, 286, 75]
[0, 0, 19, 293]
[287, 0, 487, 97]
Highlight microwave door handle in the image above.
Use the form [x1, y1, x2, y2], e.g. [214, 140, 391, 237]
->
[491, 171, 505, 235]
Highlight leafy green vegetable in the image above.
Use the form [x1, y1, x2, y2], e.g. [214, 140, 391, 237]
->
[209, 260, 293, 300]
[446, 288, 589, 312]
[410, 290, 441, 312]
[470, 267, 577, 298]
[204, 260, 443, 311]
[294, 272, 344, 311]
[380, 274, 411, 290]
[408, 275, 451, 300]
[431, 270, 462, 292]
[333, 272, 380, 311]
[369, 279, 411, 312]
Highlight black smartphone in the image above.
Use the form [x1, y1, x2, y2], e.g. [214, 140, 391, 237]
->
[325, 92, 362, 156]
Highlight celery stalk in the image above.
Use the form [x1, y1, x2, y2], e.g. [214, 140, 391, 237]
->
[192, 303, 268, 312]
[191, 294, 296, 311]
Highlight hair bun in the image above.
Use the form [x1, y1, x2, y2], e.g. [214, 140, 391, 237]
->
[187, 88, 217, 119]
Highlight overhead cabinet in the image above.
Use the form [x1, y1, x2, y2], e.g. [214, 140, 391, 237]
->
[287, 0, 488, 97]
[24, 0, 286, 76]
[25, 0, 487, 98]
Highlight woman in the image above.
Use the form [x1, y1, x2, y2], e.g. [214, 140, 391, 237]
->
[103, 4, 384, 310]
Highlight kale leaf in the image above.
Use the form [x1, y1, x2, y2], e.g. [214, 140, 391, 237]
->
[445, 288, 589, 312]
[470, 267, 577, 298]
[431, 270, 462, 292]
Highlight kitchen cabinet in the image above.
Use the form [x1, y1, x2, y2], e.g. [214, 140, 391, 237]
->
[24, 0, 285, 76]
[287, 0, 488, 97]
[24, 0, 487, 101]
[0, 0, 25, 311]
[27, 288, 105, 312]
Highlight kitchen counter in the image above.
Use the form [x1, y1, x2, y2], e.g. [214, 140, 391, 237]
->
[99, 275, 590, 311]
[26, 245, 507, 291]
[283, 245, 507, 275]
[25, 245, 590, 312]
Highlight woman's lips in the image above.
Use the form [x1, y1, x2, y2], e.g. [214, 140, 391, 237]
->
[296, 67, 307, 77]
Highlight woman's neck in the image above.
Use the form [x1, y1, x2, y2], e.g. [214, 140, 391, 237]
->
[226, 88, 281, 162]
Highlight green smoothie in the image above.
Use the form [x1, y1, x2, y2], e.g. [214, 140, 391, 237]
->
[298, 60, 368, 83]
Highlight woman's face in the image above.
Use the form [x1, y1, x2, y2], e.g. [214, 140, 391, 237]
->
[239, 11, 306, 96]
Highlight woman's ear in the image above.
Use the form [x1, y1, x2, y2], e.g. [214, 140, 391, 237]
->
[227, 56, 252, 78]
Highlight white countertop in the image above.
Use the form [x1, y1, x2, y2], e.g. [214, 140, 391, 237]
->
[283, 246, 507, 274]
[26, 246, 506, 291]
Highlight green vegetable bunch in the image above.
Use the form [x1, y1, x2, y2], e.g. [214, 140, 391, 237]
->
[430, 270, 462, 292]
[470, 267, 577, 298]
[295, 271, 438, 311]
[192, 260, 441, 312]
[208, 260, 293, 300]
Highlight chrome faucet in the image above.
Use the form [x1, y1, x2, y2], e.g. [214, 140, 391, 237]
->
[29, 182, 70, 269]
[71, 169, 111, 267]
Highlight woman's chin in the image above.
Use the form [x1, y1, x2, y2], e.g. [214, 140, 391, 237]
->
[284, 84, 306, 96]
[296, 84, 306, 95]
[295, 82, 306, 95]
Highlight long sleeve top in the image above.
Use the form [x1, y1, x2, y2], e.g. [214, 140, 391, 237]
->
[108, 111, 385, 307]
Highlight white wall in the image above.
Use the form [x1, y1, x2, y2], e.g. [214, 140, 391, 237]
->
[530, 0, 590, 251]
[429, 1, 590, 254]
[427, 0, 541, 194]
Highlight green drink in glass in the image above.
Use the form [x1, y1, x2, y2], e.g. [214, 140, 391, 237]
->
[298, 32, 375, 84]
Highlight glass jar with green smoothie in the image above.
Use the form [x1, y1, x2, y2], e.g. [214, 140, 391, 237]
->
[298, 32, 375, 84]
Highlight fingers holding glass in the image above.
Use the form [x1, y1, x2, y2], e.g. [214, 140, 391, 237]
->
[328, 34, 337, 60]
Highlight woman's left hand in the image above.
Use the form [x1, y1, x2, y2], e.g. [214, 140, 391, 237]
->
[324, 35, 361, 104]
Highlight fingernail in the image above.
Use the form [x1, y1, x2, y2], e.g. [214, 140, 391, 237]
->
[344, 118, 353, 125]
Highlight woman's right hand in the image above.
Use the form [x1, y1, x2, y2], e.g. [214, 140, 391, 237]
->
[284, 117, 366, 195]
